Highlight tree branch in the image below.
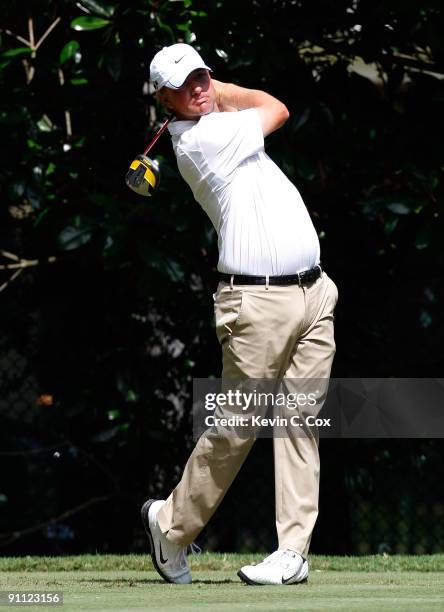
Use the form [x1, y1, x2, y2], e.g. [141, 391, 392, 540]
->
[28, 17, 35, 49]
[0, 27, 31, 47]
[0, 442, 70, 457]
[58, 69, 73, 138]
[0, 251, 57, 270]
[0, 495, 114, 547]
[35, 17, 61, 51]
[2, 16, 61, 84]
[0, 250, 21, 261]
[0, 252, 57, 292]
[0, 268, 24, 292]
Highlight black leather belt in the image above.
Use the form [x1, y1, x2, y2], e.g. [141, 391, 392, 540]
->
[219, 264, 323, 286]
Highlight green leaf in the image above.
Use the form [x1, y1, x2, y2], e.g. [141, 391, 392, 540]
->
[37, 115, 53, 132]
[215, 48, 228, 60]
[71, 16, 110, 31]
[8, 180, 26, 199]
[73, 136, 86, 148]
[155, 16, 175, 43]
[27, 138, 42, 150]
[60, 40, 80, 64]
[292, 107, 311, 132]
[77, 0, 115, 18]
[104, 49, 121, 81]
[91, 426, 119, 443]
[58, 223, 93, 250]
[2, 46, 32, 58]
[384, 218, 398, 235]
[415, 227, 430, 250]
[0, 107, 28, 125]
[419, 309, 432, 329]
[33, 207, 50, 228]
[165, 259, 184, 283]
[46, 162, 56, 176]
[386, 202, 410, 215]
[126, 390, 138, 403]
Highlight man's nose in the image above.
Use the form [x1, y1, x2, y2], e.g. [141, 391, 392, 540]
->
[191, 82, 202, 95]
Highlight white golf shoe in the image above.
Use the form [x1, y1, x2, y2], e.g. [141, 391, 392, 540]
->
[141, 499, 191, 584]
[238, 549, 309, 585]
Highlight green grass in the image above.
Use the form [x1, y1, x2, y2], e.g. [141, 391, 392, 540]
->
[0, 555, 443, 611]
[1, 553, 444, 573]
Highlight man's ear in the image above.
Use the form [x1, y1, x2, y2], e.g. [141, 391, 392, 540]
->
[156, 88, 173, 112]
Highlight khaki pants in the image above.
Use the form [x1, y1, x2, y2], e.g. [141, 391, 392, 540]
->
[157, 271, 338, 557]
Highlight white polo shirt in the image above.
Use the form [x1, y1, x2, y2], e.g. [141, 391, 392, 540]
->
[168, 108, 320, 275]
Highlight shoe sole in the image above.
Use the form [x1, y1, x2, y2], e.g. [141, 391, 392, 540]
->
[237, 569, 259, 585]
[237, 569, 309, 586]
[141, 499, 175, 584]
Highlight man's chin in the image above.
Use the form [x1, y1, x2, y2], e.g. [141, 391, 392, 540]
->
[177, 102, 215, 120]
[197, 101, 215, 116]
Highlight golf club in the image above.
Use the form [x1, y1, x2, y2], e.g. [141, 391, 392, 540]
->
[125, 115, 174, 197]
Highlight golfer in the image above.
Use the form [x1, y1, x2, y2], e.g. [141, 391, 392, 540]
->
[141, 43, 338, 586]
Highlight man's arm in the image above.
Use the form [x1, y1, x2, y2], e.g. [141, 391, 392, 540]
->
[212, 79, 289, 137]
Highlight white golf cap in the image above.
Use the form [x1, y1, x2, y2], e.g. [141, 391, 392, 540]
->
[150, 43, 212, 90]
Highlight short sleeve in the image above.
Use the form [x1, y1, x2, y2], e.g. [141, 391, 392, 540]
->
[197, 108, 264, 178]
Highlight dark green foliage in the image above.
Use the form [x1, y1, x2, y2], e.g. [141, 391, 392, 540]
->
[0, 0, 443, 554]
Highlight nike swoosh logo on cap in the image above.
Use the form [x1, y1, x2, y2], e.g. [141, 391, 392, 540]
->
[174, 55, 186, 63]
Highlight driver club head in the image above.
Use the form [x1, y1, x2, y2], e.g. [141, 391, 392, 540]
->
[125, 116, 173, 197]
[125, 155, 161, 197]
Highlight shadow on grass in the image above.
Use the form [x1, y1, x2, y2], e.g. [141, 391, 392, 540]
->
[187, 579, 239, 585]
[80, 578, 240, 586]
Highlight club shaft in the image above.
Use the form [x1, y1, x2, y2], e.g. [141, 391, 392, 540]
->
[143, 116, 173, 156]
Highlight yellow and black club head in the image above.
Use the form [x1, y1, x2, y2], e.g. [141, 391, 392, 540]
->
[125, 116, 172, 197]
[125, 155, 161, 197]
